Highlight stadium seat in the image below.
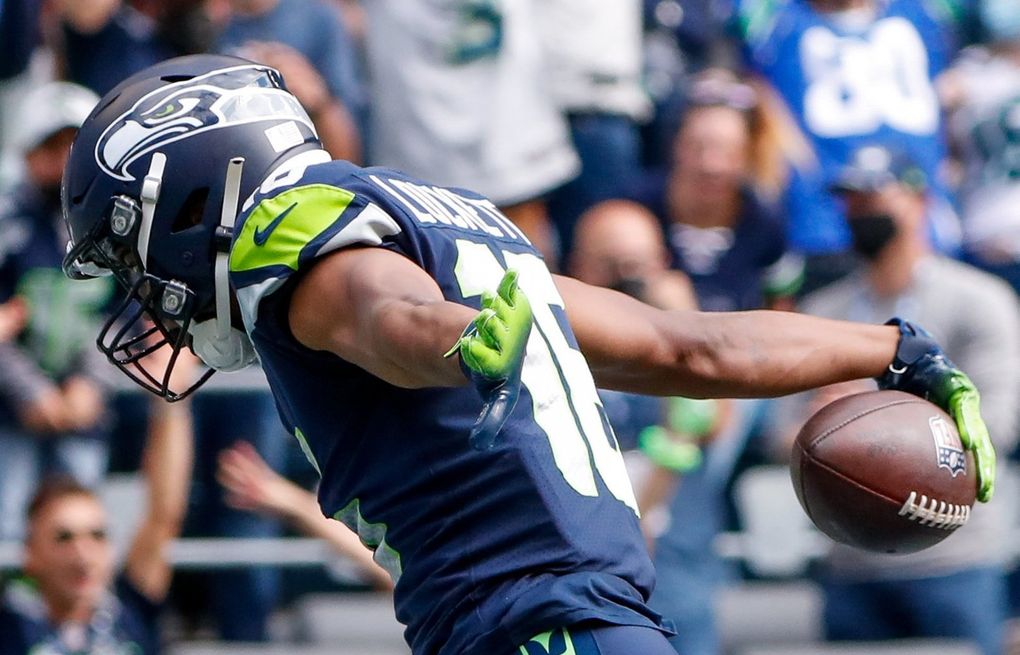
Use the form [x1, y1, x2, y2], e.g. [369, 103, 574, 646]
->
[716, 580, 825, 652]
[294, 592, 407, 649]
[726, 464, 829, 577]
[735, 639, 980, 655]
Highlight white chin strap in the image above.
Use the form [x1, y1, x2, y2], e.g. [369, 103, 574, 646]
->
[190, 157, 257, 372]
[138, 153, 166, 268]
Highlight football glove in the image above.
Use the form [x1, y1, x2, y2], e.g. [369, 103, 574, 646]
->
[878, 318, 995, 502]
[445, 269, 533, 450]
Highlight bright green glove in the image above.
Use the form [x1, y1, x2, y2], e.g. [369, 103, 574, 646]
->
[879, 318, 996, 502]
[445, 269, 533, 450]
[941, 373, 995, 503]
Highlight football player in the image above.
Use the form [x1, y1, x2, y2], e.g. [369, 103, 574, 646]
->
[61, 55, 993, 655]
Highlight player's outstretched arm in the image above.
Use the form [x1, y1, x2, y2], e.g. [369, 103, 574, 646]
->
[557, 277, 996, 500]
[289, 247, 480, 389]
[556, 275, 898, 398]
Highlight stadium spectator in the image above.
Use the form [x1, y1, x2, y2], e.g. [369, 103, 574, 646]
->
[173, 387, 286, 643]
[214, 0, 365, 162]
[731, 0, 964, 292]
[358, 0, 579, 264]
[631, 70, 801, 312]
[0, 0, 42, 80]
[940, 1, 1020, 296]
[568, 199, 695, 312]
[535, 0, 652, 256]
[0, 82, 111, 542]
[55, 0, 213, 96]
[638, 0, 737, 167]
[0, 361, 195, 654]
[786, 144, 1020, 655]
[217, 440, 393, 590]
[625, 71, 803, 655]
[567, 200, 696, 453]
[644, 0, 734, 75]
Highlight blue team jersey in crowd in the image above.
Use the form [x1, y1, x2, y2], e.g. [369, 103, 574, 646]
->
[227, 151, 667, 655]
[734, 0, 959, 254]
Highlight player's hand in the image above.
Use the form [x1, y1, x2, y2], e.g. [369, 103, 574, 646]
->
[444, 269, 532, 450]
[878, 318, 995, 502]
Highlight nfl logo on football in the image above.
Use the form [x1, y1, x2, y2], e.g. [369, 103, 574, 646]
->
[929, 416, 966, 477]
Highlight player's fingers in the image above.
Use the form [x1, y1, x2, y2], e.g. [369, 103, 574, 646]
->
[483, 285, 518, 326]
[970, 418, 996, 503]
[978, 453, 996, 503]
[472, 308, 505, 351]
[496, 269, 519, 307]
[951, 390, 996, 502]
[463, 333, 501, 376]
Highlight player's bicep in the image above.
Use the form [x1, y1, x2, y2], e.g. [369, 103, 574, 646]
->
[289, 247, 471, 387]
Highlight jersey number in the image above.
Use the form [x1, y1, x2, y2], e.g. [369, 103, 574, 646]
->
[453, 240, 639, 513]
[801, 17, 938, 137]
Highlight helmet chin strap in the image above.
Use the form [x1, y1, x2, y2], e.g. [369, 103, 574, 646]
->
[216, 157, 243, 341]
[138, 153, 167, 268]
[190, 157, 257, 372]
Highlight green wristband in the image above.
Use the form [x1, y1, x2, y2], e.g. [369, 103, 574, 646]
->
[667, 397, 718, 437]
[639, 426, 703, 473]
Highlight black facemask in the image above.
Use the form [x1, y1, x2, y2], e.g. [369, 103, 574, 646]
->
[609, 276, 648, 302]
[847, 213, 898, 260]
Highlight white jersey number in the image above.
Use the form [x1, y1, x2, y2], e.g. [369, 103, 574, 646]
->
[453, 239, 639, 513]
[801, 17, 938, 137]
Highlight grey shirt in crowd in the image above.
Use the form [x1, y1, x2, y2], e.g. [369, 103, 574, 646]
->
[797, 255, 1020, 579]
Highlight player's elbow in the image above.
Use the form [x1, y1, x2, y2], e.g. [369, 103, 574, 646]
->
[654, 312, 737, 396]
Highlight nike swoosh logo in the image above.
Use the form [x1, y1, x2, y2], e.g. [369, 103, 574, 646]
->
[253, 202, 297, 246]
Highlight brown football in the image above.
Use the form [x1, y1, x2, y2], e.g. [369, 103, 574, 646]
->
[790, 390, 976, 554]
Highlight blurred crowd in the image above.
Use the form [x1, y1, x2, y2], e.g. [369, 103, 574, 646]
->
[2, 0, 1020, 654]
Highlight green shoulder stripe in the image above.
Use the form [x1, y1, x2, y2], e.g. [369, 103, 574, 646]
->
[230, 183, 356, 273]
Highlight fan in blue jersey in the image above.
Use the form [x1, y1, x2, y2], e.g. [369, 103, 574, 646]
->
[60, 55, 995, 655]
[731, 0, 964, 269]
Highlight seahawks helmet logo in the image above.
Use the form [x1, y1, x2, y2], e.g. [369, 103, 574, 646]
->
[95, 65, 314, 182]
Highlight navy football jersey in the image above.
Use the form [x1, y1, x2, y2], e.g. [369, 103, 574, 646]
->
[229, 150, 666, 655]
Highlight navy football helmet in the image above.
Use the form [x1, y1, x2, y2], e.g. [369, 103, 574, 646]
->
[62, 54, 322, 399]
